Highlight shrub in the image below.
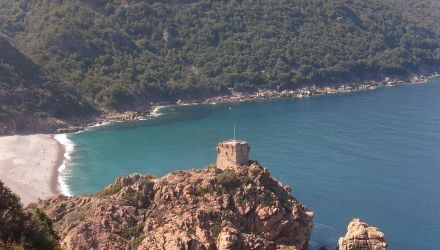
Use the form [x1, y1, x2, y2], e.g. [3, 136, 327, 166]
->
[120, 191, 145, 206]
[216, 170, 240, 189]
[238, 195, 247, 204]
[211, 222, 222, 238]
[139, 174, 156, 186]
[122, 223, 144, 239]
[95, 183, 123, 198]
[215, 187, 224, 195]
[251, 168, 262, 176]
[194, 187, 207, 196]
[240, 175, 253, 185]
[187, 227, 195, 236]
[33, 207, 59, 240]
[194, 186, 215, 197]
[260, 189, 274, 206]
[129, 235, 145, 250]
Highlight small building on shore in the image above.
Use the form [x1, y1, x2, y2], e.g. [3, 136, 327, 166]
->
[216, 139, 250, 170]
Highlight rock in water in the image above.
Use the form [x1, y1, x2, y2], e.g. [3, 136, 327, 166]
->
[37, 163, 313, 250]
[337, 218, 387, 250]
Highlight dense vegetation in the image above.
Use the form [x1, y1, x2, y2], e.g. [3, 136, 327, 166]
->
[0, 36, 91, 123]
[0, 0, 439, 123]
[0, 181, 58, 249]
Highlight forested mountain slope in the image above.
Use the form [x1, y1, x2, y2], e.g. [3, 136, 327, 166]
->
[0, 0, 439, 132]
[0, 35, 91, 133]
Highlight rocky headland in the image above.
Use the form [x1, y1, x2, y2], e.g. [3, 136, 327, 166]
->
[35, 163, 314, 250]
[0, 137, 388, 250]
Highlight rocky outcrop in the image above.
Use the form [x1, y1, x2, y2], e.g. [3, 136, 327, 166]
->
[104, 111, 147, 121]
[337, 218, 387, 250]
[37, 163, 313, 250]
[0, 115, 68, 135]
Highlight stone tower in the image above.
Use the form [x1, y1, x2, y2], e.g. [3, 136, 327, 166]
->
[216, 140, 250, 170]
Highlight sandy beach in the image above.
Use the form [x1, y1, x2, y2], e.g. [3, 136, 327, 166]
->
[0, 134, 62, 205]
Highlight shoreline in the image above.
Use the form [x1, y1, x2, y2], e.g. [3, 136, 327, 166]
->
[52, 135, 65, 195]
[186, 73, 440, 106]
[0, 72, 439, 136]
[0, 134, 62, 205]
[73, 72, 440, 132]
[53, 134, 74, 197]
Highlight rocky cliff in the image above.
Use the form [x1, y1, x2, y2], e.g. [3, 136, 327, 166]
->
[337, 218, 387, 250]
[36, 163, 313, 250]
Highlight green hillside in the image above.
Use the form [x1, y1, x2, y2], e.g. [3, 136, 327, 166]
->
[0, 0, 439, 131]
[0, 35, 91, 132]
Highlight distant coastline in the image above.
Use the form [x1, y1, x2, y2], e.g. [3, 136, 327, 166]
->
[60, 72, 440, 134]
[0, 71, 438, 136]
[181, 73, 440, 105]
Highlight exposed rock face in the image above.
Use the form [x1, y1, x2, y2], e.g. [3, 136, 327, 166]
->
[0, 115, 68, 135]
[37, 164, 313, 250]
[337, 218, 387, 250]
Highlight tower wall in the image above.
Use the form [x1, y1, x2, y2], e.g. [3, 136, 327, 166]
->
[216, 140, 250, 170]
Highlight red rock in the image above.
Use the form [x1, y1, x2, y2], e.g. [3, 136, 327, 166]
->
[338, 218, 387, 250]
[37, 164, 313, 250]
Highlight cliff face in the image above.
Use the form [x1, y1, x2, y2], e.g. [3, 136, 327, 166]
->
[37, 163, 313, 250]
[337, 219, 387, 250]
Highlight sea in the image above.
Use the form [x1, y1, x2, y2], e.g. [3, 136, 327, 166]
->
[58, 76, 440, 250]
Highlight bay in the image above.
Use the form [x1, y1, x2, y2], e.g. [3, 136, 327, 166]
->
[64, 77, 440, 249]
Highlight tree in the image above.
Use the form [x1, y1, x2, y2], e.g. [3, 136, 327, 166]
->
[0, 181, 58, 249]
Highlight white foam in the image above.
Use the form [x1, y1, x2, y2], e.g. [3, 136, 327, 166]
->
[74, 121, 113, 134]
[151, 105, 167, 117]
[54, 134, 74, 197]
[314, 223, 336, 230]
[180, 103, 196, 106]
[89, 121, 112, 129]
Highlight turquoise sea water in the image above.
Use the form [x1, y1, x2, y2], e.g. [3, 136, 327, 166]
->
[64, 77, 440, 249]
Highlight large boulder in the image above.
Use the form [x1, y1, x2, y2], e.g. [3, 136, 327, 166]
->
[337, 218, 387, 250]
